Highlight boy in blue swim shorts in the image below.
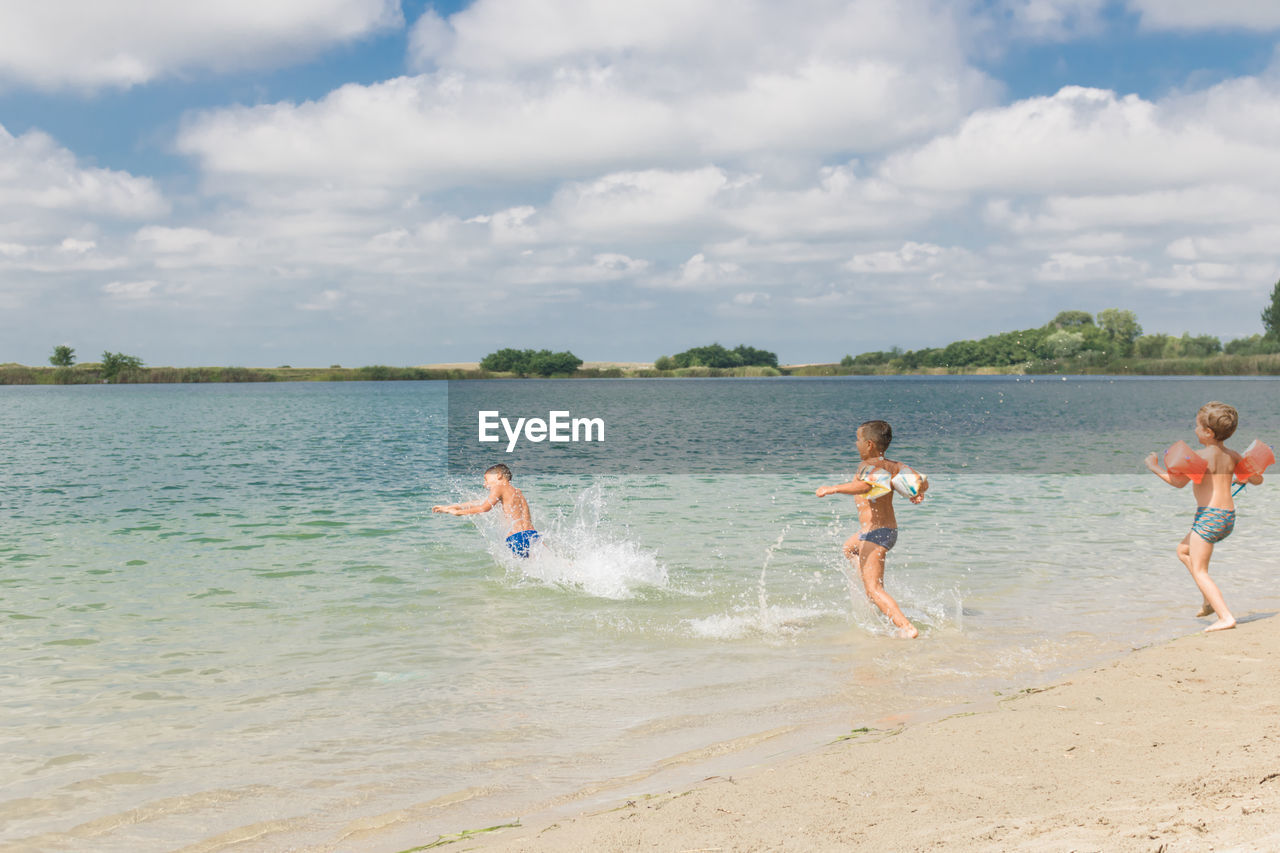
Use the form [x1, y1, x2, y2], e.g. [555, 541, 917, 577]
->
[433, 463, 541, 558]
[816, 420, 928, 639]
[1145, 401, 1264, 633]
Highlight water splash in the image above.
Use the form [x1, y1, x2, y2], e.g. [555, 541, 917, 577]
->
[494, 483, 667, 600]
[687, 526, 839, 641]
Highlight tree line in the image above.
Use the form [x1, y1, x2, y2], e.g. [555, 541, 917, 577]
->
[841, 281, 1280, 370]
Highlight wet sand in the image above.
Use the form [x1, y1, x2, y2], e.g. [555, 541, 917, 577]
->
[461, 613, 1280, 852]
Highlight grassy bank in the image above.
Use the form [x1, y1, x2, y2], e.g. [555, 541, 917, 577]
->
[0, 364, 489, 385]
[4, 354, 1279, 385]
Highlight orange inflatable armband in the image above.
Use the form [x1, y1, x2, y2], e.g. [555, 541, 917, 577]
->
[1164, 440, 1207, 484]
[1234, 439, 1275, 481]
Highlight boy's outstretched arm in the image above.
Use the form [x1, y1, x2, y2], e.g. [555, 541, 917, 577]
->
[432, 491, 499, 515]
[816, 481, 872, 498]
[1144, 452, 1190, 487]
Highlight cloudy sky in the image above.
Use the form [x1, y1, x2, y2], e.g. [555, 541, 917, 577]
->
[2, 0, 1279, 366]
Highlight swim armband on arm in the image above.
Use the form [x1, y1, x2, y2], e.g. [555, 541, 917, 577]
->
[857, 465, 893, 500]
[1234, 439, 1275, 482]
[1164, 440, 1207, 484]
[890, 466, 924, 499]
[857, 464, 925, 501]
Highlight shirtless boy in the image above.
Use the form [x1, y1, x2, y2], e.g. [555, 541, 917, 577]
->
[1145, 401, 1264, 632]
[816, 419, 928, 639]
[433, 463, 541, 557]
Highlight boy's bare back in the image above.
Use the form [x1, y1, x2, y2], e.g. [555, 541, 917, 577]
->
[489, 480, 534, 534]
[1192, 443, 1242, 510]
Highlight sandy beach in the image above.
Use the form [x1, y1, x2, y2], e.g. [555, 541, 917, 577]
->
[456, 614, 1280, 852]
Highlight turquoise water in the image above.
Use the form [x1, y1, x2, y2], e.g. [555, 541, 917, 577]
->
[3, 378, 1280, 852]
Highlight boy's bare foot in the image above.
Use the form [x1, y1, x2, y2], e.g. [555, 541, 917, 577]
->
[1196, 603, 1215, 618]
[897, 624, 919, 639]
[1204, 618, 1236, 633]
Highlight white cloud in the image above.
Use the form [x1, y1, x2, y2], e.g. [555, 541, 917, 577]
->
[662, 252, 744, 289]
[0, 1, 402, 91]
[298, 289, 346, 311]
[179, 0, 996, 195]
[0, 125, 167, 227]
[845, 241, 967, 273]
[998, 0, 1108, 39]
[1036, 251, 1149, 280]
[551, 168, 739, 237]
[881, 84, 1280, 194]
[1141, 262, 1279, 291]
[59, 238, 97, 255]
[178, 72, 688, 191]
[724, 164, 951, 239]
[985, 185, 1280, 233]
[1166, 225, 1280, 260]
[1127, 0, 1280, 31]
[134, 226, 246, 269]
[411, 0, 973, 73]
[103, 279, 160, 299]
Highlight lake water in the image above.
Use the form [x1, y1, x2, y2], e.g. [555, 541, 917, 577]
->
[3, 377, 1279, 852]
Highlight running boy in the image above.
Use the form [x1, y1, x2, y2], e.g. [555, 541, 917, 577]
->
[433, 463, 541, 557]
[1145, 401, 1263, 632]
[815, 419, 928, 639]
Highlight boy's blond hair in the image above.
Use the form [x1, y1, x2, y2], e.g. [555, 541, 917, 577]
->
[1198, 401, 1238, 441]
[485, 463, 513, 481]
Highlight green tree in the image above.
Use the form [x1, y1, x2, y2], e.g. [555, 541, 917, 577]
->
[731, 344, 778, 368]
[479, 348, 530, 373]
[839, 354, 855, 367]
[526, 349, 582, 376]
[1134, 334, 1172, 359]
[1052, 310, 1094, 329]
[1225, 334, 1280, 356]
[670, 343, 777, 369]
[654, 355, 676, 370]
[49, 345, 76, 367]
[1263, 278, 1280, 339]
[100, 351, 144, 382]
[1096, 308, 1142, 356]
[49, 343, 75, 366]
[478, 348, 581, 376]
[673, 343, 739, 368]
[1043, 330, 1084, 359]
[1176, 333, 1222, 358]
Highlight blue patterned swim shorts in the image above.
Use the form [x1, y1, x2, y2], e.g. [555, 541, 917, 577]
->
[505, 529, 541, 558]
[1191, 507, 1234, 544]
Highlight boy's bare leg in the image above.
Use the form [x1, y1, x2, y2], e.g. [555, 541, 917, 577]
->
[840, 535, 862, 606]
[854, 542, 918, 639]
[1177, 538, 1216, 617]
[1183, 534, 1235, 632]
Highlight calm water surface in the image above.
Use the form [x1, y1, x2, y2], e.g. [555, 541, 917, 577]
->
[3, 378, 1279, 852]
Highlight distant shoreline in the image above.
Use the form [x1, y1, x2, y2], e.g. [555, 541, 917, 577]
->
[3, 353, 1280, 385]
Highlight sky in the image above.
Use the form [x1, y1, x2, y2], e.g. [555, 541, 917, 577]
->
[2, 0, 1280, 367]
